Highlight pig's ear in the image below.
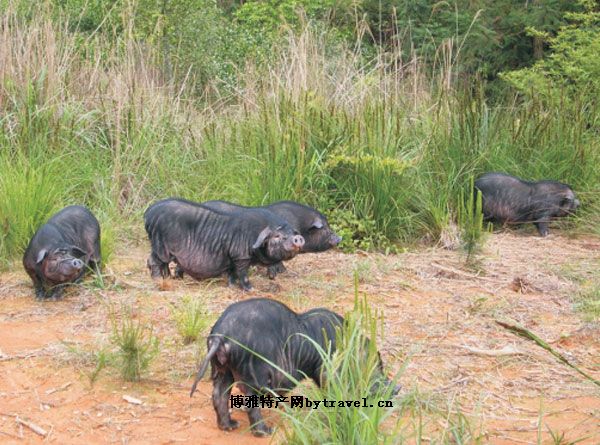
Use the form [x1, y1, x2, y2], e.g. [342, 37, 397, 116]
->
[36, 249, 48, 264]
[252, 227, 272, 250]
[70, 246, 87, 258]
[310, 219, 324, 229]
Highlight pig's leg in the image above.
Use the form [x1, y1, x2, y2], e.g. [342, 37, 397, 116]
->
[90, 259, 101, 278]
[534, 222, 550, 237]
[227, 266, 238, 287]
[46, 284, 64, 301]
[234, 259, 252, 291]
[147, 252, 169, 278]
[173, 263, 184, 279]
[267, 262, 286, 279]
[246, 388, 273, 436]
[212, 369, 239, 431]
[32, 274, 47, 300]
[34, 283, 47, 300]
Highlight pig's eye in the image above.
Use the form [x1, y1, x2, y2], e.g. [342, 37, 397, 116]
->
[560, 197, 571, 206]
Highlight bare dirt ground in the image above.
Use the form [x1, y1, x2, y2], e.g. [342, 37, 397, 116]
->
[1, 231, 599, 444]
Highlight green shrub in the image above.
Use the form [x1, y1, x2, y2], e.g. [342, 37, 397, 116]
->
[327, 208, 397, 253]
[501, 2, 600, 100]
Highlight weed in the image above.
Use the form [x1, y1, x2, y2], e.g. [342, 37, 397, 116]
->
[0, 153, 64, 264]
[61, 342, 112, 387]
[280, 282, 401, 444]
[574, 283, 600, 321]
[546, 427, 589, 445]
[173, 296, 212, 344]
[457, 177, 487, 265]
[0, 3, 598, 267]
[110, 307, 159, 382]
[86, 348, 110, 386]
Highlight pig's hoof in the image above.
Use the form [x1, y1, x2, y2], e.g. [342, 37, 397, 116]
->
[252, 424, 273, 437]
[219, 420, 240, 431]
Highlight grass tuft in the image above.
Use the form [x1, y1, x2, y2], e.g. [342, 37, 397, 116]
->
[173, 296, 213, 344]
[110, 306, 159, 382]
[457, 177, 488, 266]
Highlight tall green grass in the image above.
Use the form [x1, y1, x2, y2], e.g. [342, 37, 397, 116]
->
[0, 154, 65, 264]
[280, 290, 400, 443]
[0, 3, 599, 265]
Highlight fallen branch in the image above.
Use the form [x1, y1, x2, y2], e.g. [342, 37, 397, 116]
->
[15, 417, 47, 437]
[430, 262, 498, 282]
[45, 382, 72, 395]
[123, 395, 143, 405]
[459, 344, 525, 357]
[0, 348, 52, 362]
[495, 319, 600, 388]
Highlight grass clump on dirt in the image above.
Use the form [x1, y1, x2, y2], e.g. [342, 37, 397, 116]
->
[574, 284, 600, 321]
[280, 290, 401, 444]
[110, 307, 160, 382]
[173, 296, 213, 344]
[457, 178, 488, 266]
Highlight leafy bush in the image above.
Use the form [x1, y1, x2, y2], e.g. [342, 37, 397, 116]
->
[501, 0, 600, 102]
[327, 209, 397, 253]
[325, 151, 410, 241]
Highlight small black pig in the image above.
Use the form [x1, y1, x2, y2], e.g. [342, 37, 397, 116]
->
[474, 172, 580, 236]
[143, 198, 305, 290]
[190, 298, 399, 437]
[23, 205, 101, 300]
[203, 200, 341, 278]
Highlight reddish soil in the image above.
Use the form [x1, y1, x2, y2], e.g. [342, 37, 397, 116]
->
[1, 231, 599, 444]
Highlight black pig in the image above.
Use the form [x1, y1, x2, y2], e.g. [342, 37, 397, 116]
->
[474, 172, 580, 236]
[23, 205, 101, 300]
[203, 200, 341, 278]
[190, 298, 399, 437]
[143, 198, 305, 290]
[265, 201, 341, 277]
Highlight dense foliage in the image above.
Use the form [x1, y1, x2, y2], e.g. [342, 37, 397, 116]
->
[49, 0, 586, 88]
[0, 0, 599, 263]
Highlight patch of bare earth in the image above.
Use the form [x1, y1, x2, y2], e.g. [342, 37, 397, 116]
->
[1, 232, 599, 444]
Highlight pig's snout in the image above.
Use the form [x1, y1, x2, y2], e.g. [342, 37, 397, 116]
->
[292, 234, 305, 250]
[330, 234, 342, 247]
[71, 258, 84, 269]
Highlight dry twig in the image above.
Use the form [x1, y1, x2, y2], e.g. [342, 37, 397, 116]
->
[459, 344, 525, 356]
[15, 416, 47, 437]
